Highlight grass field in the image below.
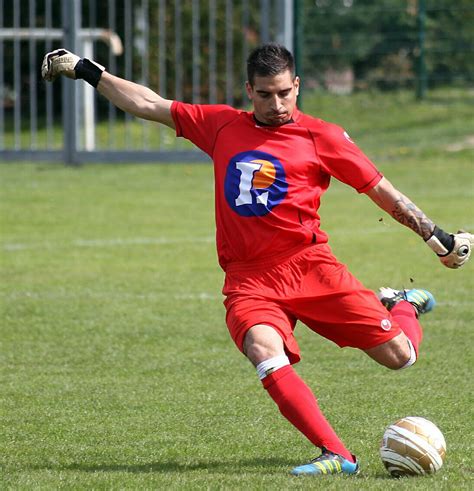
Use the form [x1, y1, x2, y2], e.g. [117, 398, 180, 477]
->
[1, 88, 473, 489]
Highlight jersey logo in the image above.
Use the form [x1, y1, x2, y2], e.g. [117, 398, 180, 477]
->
[224, 150, 288, 217]
[343, 131, 354, 143]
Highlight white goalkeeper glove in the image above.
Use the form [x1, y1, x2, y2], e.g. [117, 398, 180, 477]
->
[426, 226, 474, 269]
[41, 49, 105, 87]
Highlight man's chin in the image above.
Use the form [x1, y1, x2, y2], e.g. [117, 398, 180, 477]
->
[266, 114, 290, 126]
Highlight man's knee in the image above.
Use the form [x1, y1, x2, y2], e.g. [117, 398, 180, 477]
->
[384, 352, 413, 370]
[365, 334, 417, 370]
[243, 324, 285, 366]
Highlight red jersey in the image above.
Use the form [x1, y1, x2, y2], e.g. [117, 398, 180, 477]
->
[171, 102, 382, 271]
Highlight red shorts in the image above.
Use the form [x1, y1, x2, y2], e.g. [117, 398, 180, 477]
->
[223, 244, 401, 364]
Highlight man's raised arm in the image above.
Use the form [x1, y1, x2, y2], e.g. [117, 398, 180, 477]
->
[41, 49, 175, 129]
[97, 73, 174, 128]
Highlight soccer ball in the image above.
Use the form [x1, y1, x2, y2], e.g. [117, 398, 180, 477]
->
[380, 416, 446, 477]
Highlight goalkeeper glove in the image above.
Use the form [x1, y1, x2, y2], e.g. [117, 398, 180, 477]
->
[41, 49, 104, 87]
[426, 226, 474, 269]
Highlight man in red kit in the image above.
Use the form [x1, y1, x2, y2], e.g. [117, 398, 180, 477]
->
[42, 44, 473, 476]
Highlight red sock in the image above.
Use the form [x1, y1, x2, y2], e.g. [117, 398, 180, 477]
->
[262, 365, 354, 462]
[391, 300, 423, 355]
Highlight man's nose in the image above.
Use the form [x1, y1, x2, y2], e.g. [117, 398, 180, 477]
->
[270, 95, 283, 111]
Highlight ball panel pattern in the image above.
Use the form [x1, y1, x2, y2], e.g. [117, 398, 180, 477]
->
[380, 417, 446, 477]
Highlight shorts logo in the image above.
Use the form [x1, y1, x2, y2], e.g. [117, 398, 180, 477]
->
[224, 150, 288, 217]
[381, 319, 392, 331]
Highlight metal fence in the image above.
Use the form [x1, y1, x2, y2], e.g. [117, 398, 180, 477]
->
[298, 1, 474, 97]
[0, 0, 293, 164]
[1, 1, 472, 164]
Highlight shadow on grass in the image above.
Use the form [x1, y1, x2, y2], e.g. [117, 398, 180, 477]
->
[34, 457, 296, 475]
[32, 460, 414, 479]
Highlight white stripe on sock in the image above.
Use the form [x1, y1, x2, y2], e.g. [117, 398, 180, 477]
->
[400, 339, 417, 369]
[256, 355, 290, 380]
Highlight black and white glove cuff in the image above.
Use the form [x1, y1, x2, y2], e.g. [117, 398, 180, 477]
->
[75, 58, 105, 88]
[425, 226, 454, 256]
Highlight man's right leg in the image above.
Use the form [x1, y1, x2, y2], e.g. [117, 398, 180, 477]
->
[244, 325, 357, 468]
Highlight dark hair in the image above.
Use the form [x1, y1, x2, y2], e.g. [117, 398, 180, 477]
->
[246, 43, 295, 86]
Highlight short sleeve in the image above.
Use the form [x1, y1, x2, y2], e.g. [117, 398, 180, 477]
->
[171, 101, 239, 156]
[315, 122, 382, 193]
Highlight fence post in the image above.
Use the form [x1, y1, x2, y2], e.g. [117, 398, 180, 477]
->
[62, 0, 80, 165]
[276, 0, 294, 54]
[416, 0, 427, 100]
[293, 0, 304, 109]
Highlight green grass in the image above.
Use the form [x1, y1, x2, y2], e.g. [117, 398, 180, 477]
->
[305, 87, 474, 161]
[1, 88, 474, 489]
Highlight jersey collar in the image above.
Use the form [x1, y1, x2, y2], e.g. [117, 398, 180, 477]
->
[252, 107, 301, 128]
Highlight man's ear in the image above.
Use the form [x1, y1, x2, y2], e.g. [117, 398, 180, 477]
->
[294, 76, 300, 96]
[245, 81, 253, 100]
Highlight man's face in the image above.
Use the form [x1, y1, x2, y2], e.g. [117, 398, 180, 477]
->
[246, 69, 299, 126]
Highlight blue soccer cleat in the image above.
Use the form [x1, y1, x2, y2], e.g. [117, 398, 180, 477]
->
[378, 287, 436, 317]
[291, 448, 359, 476]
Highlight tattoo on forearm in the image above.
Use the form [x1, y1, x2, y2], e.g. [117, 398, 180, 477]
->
[392, 196, 435, 240]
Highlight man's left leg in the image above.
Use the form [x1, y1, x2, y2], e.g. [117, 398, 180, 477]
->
[365, 288, 436, 369]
